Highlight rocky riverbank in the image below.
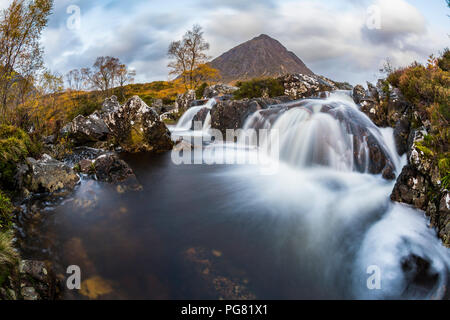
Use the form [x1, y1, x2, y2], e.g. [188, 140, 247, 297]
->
[0, 64, 448, 299]
[0, 95, 175, 300]
[351, 73, 449, 247]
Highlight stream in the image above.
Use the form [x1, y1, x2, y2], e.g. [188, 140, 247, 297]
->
[19, 93, 450, 300]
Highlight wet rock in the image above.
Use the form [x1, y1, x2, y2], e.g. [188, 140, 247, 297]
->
[26, 154, 80, 193]
[184, 247, 256, 300]
[175, 90, 196, 112]
[393, 115, 411, 155]
[61, 112, 110, 146]
[203, 84, 238, 99]
[367, 82, 380, 102]
[21, 287, 39, 300]
[19, 260, 49, 283]
[352, 85, 366, 105]
[93, 154, 142, 192]
[359, 99, 386, 127]
[407, 129, 434, 177]
[104, 96, 174, 153]
[75, 159, 94, 174]
[391, 165, 431, 210]
[173, 139, 195, 152]
[191, 107, 210, 129]
[63, 147, 109, 167]
[210, 97, 285, 136]
[19, 260, 58, 300]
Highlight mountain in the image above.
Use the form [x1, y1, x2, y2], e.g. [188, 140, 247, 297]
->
[210, 34, 314, 83]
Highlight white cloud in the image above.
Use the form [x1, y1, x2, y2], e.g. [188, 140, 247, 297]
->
[31, 0, 450, 85]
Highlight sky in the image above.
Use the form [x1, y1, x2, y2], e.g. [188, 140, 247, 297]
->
[1, 0, 449, 85]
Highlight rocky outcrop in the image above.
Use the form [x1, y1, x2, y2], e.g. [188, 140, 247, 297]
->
[391, 165, 431, 210]
[26, 154, 79, 194]
[210, 97, 286, 136]
[104, 96, 174, 153]
[393, 115, 411, 156]
[60, 96, 174, 153]
[101, 95, 120, 114]
[391, 128, 449, 246]
[61, 112, 110, 146]
[191, 107, 210, 130]
[352, 85, 366, 105]
[353, 81, 412, 130]
[92, 154, 142, 193]
[279, 74, 338, 100]
[203, 84, 238, 99]
[175, 90, 196, 113]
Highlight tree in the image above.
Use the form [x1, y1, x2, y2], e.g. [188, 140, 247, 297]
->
[184, 63, 220, 89]
[116, 64, 136, 100]
[168, 25, 211, 90]
[38, 69, 63, 112]
[65, 69, 86, 92]
[0, 0, 53, 122]
[90, 56, 120, 95]
[82, 56, 135, 98]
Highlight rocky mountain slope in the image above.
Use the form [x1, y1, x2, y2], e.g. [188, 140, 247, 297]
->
[210, 34, 314, 83]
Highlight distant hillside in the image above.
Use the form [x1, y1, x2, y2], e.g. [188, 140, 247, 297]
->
[210, 34, 314, 83]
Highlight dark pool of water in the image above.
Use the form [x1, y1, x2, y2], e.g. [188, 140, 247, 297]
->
[20, 151, 449, 300]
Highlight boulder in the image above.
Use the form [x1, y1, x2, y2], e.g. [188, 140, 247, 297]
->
[367, 82, 380, 102]
[61, 112, 110, 146]
[279, 74, 337, 100]
[210, 97, 285, 136]
[104, 96, 174, 153]
[391, 127, 449, 246]
[19, 260, 57, 300]
[359, 99, 387, 127]
[175, 90, 196, 112]
[101, 96, 120, 114]
[191, 107, 210, 130]
[203, 84, 238, 99]
[393, 115, 411, 155]
[93, 154, 142, 192]
[352, 85, 366, 105]
[75, 159, 95, 174]
[391, 165, 431, 210]
[26, 154, 79, 193]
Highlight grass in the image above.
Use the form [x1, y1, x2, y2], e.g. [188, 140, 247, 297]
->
[0, 230, 18, 287]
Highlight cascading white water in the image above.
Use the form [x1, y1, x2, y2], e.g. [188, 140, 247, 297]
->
[231, 92, 448, 299]
[170, 91, 449, 299]
[241, 92, 401, 175]
[173, 98, 216, 132]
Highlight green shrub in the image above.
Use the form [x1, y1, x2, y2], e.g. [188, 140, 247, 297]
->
[233, 78, 285, 99]
[437, 48, 450, 72]
[0, 125, 35, 191]
[195, 83, 208, 99]
[442, 173, 450, 190]
[0, 192, 12, 230]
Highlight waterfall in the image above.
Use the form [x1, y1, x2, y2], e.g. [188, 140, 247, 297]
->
[174, 98, 217, 132]
[240, 92, 401, 175]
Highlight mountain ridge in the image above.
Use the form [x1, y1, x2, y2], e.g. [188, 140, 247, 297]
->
[210, 34, 314, 83]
